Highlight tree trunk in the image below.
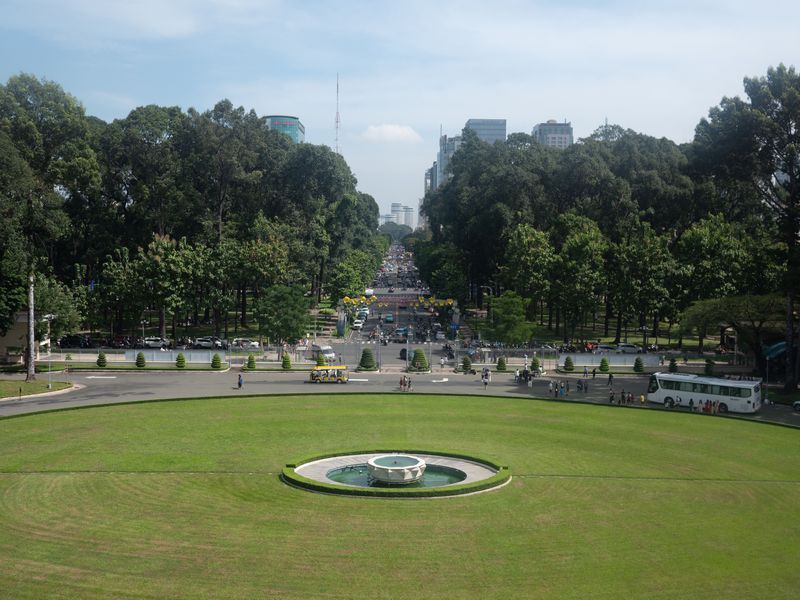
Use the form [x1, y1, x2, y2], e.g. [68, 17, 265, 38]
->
[554, 306, 560, 337]
[604, 295, 611, 337]
[240, 285, 247, 326]
[614, 310, 622, 344]
[784, 292, 797, 392]
[159, 306, 166, 339]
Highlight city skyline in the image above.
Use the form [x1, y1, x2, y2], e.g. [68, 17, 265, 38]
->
[1, 0, 798, 214]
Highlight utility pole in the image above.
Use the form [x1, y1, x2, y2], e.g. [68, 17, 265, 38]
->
[26, 273, 35, 381]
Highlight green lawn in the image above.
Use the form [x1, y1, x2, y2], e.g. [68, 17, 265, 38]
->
[0, 378, 70, 398]
[0, 394, 797, 599]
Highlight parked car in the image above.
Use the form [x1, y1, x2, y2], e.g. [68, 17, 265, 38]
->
[383, 313, 394, 323]
[59, 334, 89, 348]
[616, 343, 641, 354]
[596, 344, 616, 352]
[194, 337, 215, 349]
[143, 337, 169, 349]
[352, 319, 364, 330]
[232, 338, 259, 349]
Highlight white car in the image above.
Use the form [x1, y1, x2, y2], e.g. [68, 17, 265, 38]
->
[352, 319, 364, 330]
[143, 337, 168, 349]
[232, 338, 260, 349]
[194, 337, 214, 349]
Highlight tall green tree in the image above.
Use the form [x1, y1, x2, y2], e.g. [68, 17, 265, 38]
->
[254, 285, 309, 344]
[692, 64, 800, 390]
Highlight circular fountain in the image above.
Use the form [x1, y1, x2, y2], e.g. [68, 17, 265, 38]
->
[367, 454, 426, 484]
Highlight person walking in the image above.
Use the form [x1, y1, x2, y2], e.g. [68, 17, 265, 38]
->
[592, 368, 596, 379]
[482, 375, 488, 390]
[237, 373, 243, 390]
[607, 373, 614, 386]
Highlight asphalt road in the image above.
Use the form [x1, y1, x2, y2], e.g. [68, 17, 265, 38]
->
[2, 369, 799, 428]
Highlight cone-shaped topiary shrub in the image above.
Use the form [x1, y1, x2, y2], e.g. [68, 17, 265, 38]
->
[247, 353, 256, 370]
[410, 348, 429, 371]
[96, 351, 107, 368]
[531, 356, 540, 372]
[282, 352, 292, 370]
[599, 357, 609, 372]
[211, 353, 222, 369]
[497, 356, 507, 371]
[135, 352, 146, 368]
[358, 347, 377, 371]
[563, 356, 575, 372]
[462, 355, 472, 373]
[176, 353, 186, 368]
[633, 356, 644, 373]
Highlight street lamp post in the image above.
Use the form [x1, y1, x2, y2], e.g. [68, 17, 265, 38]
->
[43, 314, 56, 389]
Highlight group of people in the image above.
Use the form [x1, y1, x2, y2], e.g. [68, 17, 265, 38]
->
[514, 368, 541, 385]
[689, 398, 721, 413]
[399, 375, 413, 392]
[609, 389, 644, 405]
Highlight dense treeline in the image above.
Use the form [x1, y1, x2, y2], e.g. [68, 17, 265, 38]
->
[0, 74, 385, 344]
[416, 64, 799, 389]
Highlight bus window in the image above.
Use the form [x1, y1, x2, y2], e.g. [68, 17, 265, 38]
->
[647, 375, 659, 393]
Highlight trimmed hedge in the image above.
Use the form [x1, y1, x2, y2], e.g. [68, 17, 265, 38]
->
[135, 352, 146, 368]
[282, 352, 292, 370]
[247, 354, 256, 370]
[496, 356, 507, 371]
[633, 356, 644, 373]
[176, 353, 186, 369]
[599, 357, 609, 372]
[563, 356, 574, 372]
[96, 352, 107, 368]
[211, 353, 222, 369]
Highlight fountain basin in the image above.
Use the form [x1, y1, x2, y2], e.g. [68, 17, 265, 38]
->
[367, 454, 426, 484]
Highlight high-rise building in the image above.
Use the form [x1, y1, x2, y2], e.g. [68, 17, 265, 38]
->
[379, 214, 397, 226]
[265, 115, 305, 143]
[532, 120, 573, 149]
[391, 203, 403, 224]
[465, 118, 507, 144]
[436, 134, 462, 189]
[403, 206, 415, 229]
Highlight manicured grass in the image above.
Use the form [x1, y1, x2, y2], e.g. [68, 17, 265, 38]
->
[0, 394, 797, 599]
[0, 378, 70, 398]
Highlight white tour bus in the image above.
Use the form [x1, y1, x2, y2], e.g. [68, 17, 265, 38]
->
[646, 372, 762, 414]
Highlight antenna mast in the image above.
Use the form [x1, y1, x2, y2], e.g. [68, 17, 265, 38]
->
[335, 73, 341, 154]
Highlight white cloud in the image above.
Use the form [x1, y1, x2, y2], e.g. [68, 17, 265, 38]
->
[360, 124, 423, 143]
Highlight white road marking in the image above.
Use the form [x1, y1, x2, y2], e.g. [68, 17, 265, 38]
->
[432, 378, 449, 383]
[349, 378, 369, 382]
[85, 376, 117, 379]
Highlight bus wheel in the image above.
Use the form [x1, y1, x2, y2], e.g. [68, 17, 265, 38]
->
[665, 397, 674, 409]
[719, 403, 728, 413]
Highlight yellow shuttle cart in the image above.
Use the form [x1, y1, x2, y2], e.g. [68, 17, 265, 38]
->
[309, 365, 350, 384]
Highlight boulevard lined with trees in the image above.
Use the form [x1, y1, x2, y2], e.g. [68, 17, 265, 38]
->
[415, 64, 799, 390]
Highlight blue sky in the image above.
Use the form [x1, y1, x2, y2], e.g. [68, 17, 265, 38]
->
[2, 1, 798, 216]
